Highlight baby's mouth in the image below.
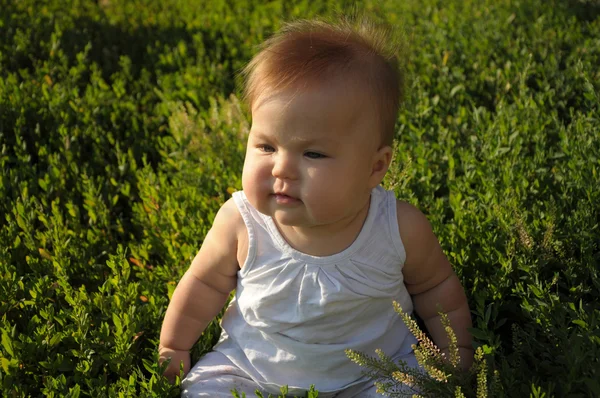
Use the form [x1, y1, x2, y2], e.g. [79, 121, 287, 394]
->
[272, 193, 301, 204]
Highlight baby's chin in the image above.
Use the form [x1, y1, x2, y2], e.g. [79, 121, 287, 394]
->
[270, 211, 307, 227]
[273, 211, 337, 230]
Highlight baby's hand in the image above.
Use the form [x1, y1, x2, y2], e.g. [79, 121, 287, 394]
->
[158, 344, 191, 383]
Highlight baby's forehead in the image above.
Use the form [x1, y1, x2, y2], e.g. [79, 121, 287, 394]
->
[255, 92, 360, 128]
[256, 84, 374, 124]
[250, 78, 382, 142]
[255, 74, 371, 107]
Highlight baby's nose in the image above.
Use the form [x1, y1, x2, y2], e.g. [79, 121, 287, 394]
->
[272, 153, 298, 180]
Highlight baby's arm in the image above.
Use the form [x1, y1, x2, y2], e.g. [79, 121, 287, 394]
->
[396, 201, 474, 369]
[159, 198, 242, 381]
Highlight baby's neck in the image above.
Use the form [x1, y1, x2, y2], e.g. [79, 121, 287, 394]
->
[274, 198, 371, 257]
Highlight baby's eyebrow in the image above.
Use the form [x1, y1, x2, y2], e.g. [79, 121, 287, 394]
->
[251, 131, 338, 147]
[249, 131, 268, 139]
[288, 136, 336, 146]
[249, 131, 277, 143]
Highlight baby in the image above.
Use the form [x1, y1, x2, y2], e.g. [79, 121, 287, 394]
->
[159, 17, 473, 397]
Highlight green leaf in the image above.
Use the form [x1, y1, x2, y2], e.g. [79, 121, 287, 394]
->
[67, 384, 81, 398]
[142, 358, 155, 374]
[529, 285, 543, 298]
[16, 215, 27, 231]
[0, 357, 10, 373]
[2, 329, 14, 357]
[49, 333, 62, 348]
[468, 327, 489, 341]
[38, 178, 48, 191]
[572, 319, 588, 329]
[112, 314, 122, 333]
[450, 84, 464, 97]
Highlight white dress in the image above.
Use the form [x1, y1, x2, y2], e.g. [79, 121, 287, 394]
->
[182, 185, 418, 397]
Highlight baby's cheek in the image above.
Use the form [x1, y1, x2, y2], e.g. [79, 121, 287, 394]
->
[242, 160, 260, 186]
[304, 189, 339, 219]
[242, 164, 268, 207]
[241, 169, 251, 192]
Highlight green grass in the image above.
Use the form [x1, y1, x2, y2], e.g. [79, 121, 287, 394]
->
[1, 0, 599, 396]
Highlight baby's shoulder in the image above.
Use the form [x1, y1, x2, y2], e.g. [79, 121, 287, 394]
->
[393, 199, 436, 254]
[213, 197, 245, 241]
[394, 199, 430, 229]
[393, 199, 452, 292]
[214, 197, 250, 268]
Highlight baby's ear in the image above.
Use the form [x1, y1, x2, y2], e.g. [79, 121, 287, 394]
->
[369, 145, 393, 187]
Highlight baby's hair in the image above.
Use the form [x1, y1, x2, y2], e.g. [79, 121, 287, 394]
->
[240, 15, 406, 147]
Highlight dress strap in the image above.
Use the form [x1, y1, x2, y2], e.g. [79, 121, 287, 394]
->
[385, 189, 407, 265]
[232, 191, 257, 273]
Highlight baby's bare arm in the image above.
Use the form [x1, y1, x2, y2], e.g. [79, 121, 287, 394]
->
[159, 198, 242, 374]
[397, 201, 473, 369]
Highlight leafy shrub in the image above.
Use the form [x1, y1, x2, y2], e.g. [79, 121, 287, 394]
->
[1, 0, 599, 396]
[346, 302, 501, 398]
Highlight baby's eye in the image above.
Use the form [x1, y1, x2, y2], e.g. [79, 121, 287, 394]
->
[258, 144, 275, 153]
[304, 151, 326, 159]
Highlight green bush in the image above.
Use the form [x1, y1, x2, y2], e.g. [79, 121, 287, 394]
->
[1, 0, 598, 396]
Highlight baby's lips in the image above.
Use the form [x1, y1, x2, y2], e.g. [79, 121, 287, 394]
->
[273, 193, 301, 204]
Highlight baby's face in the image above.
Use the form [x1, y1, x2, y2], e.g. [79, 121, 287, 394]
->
[242, 81, 385, 228]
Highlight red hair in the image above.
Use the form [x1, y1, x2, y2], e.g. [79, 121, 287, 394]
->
[240, 17, 405, 147]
